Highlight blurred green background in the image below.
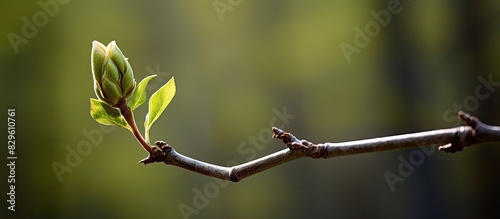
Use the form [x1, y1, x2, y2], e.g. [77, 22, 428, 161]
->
[2, 0, 500, 218]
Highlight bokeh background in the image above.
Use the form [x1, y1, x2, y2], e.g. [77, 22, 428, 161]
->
[2, 0, 500, 218]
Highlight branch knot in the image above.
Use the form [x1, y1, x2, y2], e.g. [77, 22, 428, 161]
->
[139, 141, 172, 164]
[272, 127, 327, 158]
[438, 111, 478, 153]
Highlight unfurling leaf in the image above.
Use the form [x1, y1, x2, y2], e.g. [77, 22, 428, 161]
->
[127, 75, 157, 111]
[90, 98, 131, 131]
[144, 77, 176, 143]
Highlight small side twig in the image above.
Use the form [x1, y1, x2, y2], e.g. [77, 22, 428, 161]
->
[139, 111, 500, 182]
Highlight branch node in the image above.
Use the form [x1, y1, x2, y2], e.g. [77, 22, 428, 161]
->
[308, 144, 328, 159]
[228, 167, 240, 182]
[139, 141, 172, 165]
[439, 112, 479, 153]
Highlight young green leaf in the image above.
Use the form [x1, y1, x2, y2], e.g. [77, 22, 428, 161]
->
[90, 98, 132, 131]
[127, 75, 157, 110]
[144, 77, 176, 143]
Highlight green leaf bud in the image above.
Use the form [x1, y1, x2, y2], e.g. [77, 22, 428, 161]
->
[105, 59, 121, 83]
[122, 66, 135, 99]
[108, 41, 127, 72]
[91, 40, 137, 107]
[94, 81, 105, 101]
[101, 73, 122, 105]
[91, 41, 107, 83]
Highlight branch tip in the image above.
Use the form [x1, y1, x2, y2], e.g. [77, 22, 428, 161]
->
[271, 127, 293, 144]
[272, 127, 312, 150]
[458, 111, 478, 127]
[272, 127, 284, 137]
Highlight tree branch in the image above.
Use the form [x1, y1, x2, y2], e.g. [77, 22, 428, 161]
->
[139, 111, 500, 182]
